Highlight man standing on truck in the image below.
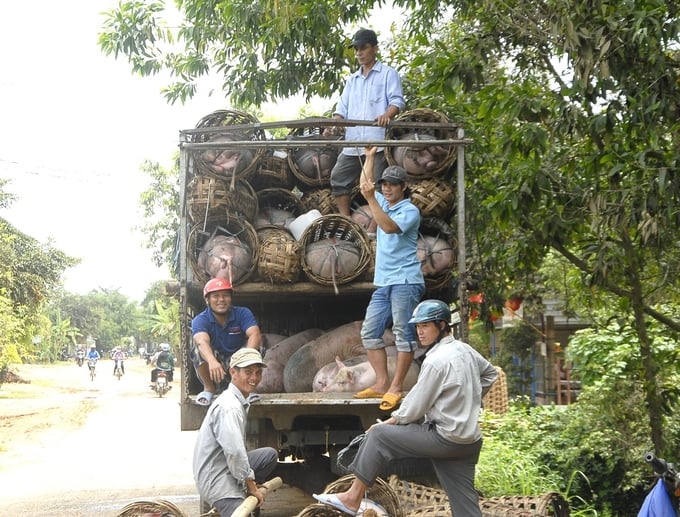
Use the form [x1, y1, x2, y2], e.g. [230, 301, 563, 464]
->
[354, 146, 425, 411]
[191, 277, 263, 406]
[325, 28, 405, 217]
[193, 347, 278, 517]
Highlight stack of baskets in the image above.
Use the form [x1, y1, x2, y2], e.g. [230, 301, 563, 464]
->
[184, 108, 459, 292]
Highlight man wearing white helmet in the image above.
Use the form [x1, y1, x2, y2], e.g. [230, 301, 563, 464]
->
[314, 299, 498, 517]
[191, 277, 262, 406]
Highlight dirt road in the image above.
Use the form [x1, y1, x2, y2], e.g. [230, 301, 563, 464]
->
[0, 358, 314, 517]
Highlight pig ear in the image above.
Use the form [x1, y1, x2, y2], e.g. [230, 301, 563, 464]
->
[335, 356, 345, 369]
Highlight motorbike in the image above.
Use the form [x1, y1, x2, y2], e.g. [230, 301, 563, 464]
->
[87, 358, 97, 381]
[152, 369, 171, 397]
[638, 452, 679, 517]
[76, 353, 85, 367]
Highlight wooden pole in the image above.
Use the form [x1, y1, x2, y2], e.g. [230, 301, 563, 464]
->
[230, 477, 283, 517]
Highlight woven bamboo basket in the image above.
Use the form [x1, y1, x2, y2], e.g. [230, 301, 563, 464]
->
[187, 175, 259, 224]
[324, 475, 404, 517]
[300, 187, 336, 215]
[254, 187, 303, 229]
[417, 218, 457, 292]
[116, 498, 187, 516]
[251, 147, 296, 190]
[256, 226, 301, 284]
[361, 237, 377, 281]
[287, 120, 341, 190]
[482, 367, 508, 415]
[188, 216, 259, 286]
[388, 475, 570, 517]
[409, 177, 456, 220]
[385, 108, 457, 179]
[299, 215, 371, 290]
[191, 109, 266, 182]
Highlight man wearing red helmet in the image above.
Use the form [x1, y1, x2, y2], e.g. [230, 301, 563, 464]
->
[191, 277, 262, 406]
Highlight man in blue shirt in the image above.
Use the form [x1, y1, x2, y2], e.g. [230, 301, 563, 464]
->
[326, 28, 406, 217]
[354, 146, 425, 411]
[191, 277, 262, 406]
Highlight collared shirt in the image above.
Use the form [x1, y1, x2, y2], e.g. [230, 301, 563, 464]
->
[334, 60, 405, 156]
[391, 336, 498, 444]
[373, 193, 423, 286]
[191, 306, 258, 356]
[193, 383, 254, 505]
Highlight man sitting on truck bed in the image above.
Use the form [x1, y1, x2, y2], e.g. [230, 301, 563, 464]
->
[191, 277, 263, 406]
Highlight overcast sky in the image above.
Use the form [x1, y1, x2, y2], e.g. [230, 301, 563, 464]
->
[0, 1, 299, 301]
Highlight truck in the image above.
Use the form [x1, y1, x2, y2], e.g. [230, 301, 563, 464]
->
[175, 112, 470, 483]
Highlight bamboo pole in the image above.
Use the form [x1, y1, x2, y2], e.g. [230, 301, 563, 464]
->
[230, 477, 283, 517]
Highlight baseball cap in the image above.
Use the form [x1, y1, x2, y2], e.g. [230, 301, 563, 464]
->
[230, 348, 267, 368]
[348, 29, 378, 48]
[376, 165, 408, 184]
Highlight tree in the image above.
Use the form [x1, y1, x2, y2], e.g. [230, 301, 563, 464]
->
[99, 0, 680, 455]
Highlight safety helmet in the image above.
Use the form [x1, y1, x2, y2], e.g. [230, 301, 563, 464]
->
[203, 277, 233, 297]
[409, 299, 451, 324]
[160, 343, 171, 352]
[90, 344, 96, 348]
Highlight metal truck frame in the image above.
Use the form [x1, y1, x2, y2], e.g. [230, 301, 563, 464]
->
[176, 116, 470, 472]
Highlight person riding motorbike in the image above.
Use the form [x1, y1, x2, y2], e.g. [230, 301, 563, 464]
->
[151, 343, 175, 385]
[75, 347, 85, 366]
[86, 344, 100, 361]
[112, 347, 126, 376]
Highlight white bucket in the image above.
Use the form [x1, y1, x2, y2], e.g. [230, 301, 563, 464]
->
[287, 209, 322, 240]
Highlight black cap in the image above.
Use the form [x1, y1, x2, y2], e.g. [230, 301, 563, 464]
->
[348, 29, 378, 48]
[376, 165, 408, 184]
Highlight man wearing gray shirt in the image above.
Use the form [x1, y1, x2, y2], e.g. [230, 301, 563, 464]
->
[193, 348, 277, 516]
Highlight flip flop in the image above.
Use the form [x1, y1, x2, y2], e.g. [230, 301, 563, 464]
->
[353, 388, 385, 399]
[379, 392, 403, 411]
[195, 390, 214, 406]
[313, 493, 357, 516]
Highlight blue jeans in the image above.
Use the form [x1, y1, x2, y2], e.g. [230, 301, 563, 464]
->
[361, 284, 425, 352]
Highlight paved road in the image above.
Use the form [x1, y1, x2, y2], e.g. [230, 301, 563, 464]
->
[0, 359, 314, 517]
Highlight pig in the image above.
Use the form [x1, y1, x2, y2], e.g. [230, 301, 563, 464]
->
[255, 207, 297, 229]
[351, 204, 377, 235]
[201, 134, 255, 178]
[197, 234, 253, 285]
[291, 146, 338, 183]
[313, 354, 420, 393]
[304, 238, 363, 293]
[417, 234, 455, 277]
[283, 322, 395, 393]
[258, 329, 324, 394]
[392, 133, 450, 177]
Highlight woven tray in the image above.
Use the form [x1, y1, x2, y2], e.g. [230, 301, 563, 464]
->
[409, 177, 455, 220]
[187, 175, 258, 224]
[256, 227, 301, 284]
[191, 109, 266, 182]
[117, 498, 187, 516]
[324, 475, 404, 517]
[251, 147, 296, 190]
[482, 366, 508, 414]
[385, 108, 457, 179]
[287, 120, 340, 189]
[188, 216, 259, 286]
[299, 215, 371, 290]
[300, 187, 336, 215]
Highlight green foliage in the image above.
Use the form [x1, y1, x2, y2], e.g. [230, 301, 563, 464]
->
[137, 159, 180, 271]
[496, 321, 541, 397]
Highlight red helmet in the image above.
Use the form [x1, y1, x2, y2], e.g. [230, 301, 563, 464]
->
[203, 277, 233, 297]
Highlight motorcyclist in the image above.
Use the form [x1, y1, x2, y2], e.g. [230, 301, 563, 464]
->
[151, 343, 175, 385]
[75, 347, 86, 366]
[112, 346, 126, 375]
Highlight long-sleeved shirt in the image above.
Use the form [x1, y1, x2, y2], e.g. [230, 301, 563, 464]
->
[334, 60, 405, 156]
[192, 383, 255, 505]
[391, 336, 498, 444]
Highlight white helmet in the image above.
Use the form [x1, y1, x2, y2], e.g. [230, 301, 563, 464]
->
[160, 343, 171, 352]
